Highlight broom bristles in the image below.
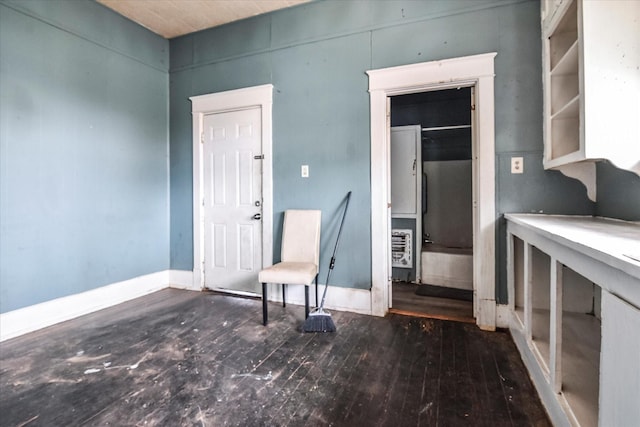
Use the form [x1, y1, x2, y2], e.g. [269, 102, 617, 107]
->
[303, 310, 336, 333]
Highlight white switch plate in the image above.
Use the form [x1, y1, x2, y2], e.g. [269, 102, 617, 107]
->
[511, 157, 524, 174]
[301, 164, 309, 178]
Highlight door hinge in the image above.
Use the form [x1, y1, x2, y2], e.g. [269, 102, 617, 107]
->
[200, 132, 205, 144]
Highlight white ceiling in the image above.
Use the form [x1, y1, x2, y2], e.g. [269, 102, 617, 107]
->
[97, 0, 310, 39]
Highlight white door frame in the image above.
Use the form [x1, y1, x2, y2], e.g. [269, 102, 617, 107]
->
[190, 84, 274, 292]
[367, 53, 497, 330]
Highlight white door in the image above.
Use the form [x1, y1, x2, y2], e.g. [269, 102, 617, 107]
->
[390, 126, 421, 217]
[202, 107, 263, 294]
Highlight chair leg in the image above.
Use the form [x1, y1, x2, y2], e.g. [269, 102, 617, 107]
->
[314, 274, 319, 308]
[262, 282, 268, 326]
[282, 283, 286, 307]
[305, 285, 309, 319]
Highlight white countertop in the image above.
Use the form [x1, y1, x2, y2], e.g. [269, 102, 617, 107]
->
[505, 214, 640, 282]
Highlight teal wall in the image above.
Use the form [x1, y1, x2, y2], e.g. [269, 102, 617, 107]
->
[596, 162, 640, 221]
[2, 0, 635, 314]
[0, 0, 170, 313]
[169, 0, 596, 300]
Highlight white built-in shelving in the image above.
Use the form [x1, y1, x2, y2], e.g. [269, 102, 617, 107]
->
[541, 0, 640, 200]
[506, 214, 640, 427]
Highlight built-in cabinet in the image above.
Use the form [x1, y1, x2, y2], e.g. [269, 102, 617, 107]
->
[541, 0, 640, 200]
[390, 125, 422, 280]
[506, 214, 640, 426]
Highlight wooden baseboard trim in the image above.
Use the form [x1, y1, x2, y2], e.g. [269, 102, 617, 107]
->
[388, 308, 475, 324]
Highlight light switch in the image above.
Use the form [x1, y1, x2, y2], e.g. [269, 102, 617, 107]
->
[301, 164, 309, 178]
[511, 157, 524, 174]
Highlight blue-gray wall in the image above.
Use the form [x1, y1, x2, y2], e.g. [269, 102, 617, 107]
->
[596, 162, 640, 221]
[2, 0, 637, 314]
[0, 0, 170, 313]
[169, 0, 598, 300]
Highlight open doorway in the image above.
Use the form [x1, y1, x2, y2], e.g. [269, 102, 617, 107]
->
[389, 88, 474, 322]
[367, 53, 497, 330]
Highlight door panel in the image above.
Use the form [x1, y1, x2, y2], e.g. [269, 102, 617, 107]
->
[203, 107, 262, 294]
[390, 127, 419, 216]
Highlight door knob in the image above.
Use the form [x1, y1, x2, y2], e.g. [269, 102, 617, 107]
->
[252, 213, 262, 220]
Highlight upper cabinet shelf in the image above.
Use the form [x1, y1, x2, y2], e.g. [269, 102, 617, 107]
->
[541, 0, 640, 200]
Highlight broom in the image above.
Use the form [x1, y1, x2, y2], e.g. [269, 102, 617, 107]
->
[303, 191, 352, 333]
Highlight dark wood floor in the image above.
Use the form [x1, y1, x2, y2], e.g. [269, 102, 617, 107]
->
[0, 289, 550, 426]
[392, 282, 475, 323]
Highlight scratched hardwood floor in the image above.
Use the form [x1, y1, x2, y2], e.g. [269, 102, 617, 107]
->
[391, 281, 475, 323]
[0, 289, 550, 426]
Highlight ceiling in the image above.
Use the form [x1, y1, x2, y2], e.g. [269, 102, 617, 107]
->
[96, 0, 310, 39]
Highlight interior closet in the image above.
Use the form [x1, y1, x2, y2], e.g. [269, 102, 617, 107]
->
[389, 87, 474, 321]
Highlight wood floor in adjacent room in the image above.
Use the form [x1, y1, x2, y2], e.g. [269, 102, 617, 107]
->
[0, 289, 549, 426]
[391, 281, 475, 323]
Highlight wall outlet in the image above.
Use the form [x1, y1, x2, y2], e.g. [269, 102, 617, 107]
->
[511, 157, 524, 174]
[301, 164, 309, 178]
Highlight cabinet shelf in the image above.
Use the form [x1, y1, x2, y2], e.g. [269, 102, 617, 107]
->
[550, 116, 580, 160]
[551, 40, 578, 76]
[544, 151, 583, 170]
[550, 75, 579, 116]
[562, 311, 601, 427]
[551, 94, 579, 120]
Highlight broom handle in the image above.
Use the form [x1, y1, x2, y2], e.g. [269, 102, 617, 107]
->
[319, 191, 352, 310]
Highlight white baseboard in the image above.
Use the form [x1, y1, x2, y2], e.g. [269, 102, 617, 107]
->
[495, 304, 510, 329]
[168, 269, 198, 290]
[1, 268, 505, 341]
[267, 283, 372, 316]
[0, 269, 373, 341]
[0, 270, 179, 342]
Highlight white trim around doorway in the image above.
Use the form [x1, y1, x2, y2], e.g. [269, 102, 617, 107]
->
[366, 53, 497, 330]
[190, 84, 274, 292]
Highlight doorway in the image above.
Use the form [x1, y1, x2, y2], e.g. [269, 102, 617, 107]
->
[367, 53, 497, 330]
[389, 88, 474, 322]
[190, 85, 274, 295]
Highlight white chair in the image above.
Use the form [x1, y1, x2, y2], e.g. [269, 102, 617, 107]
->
[259, 209, 321, 325]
